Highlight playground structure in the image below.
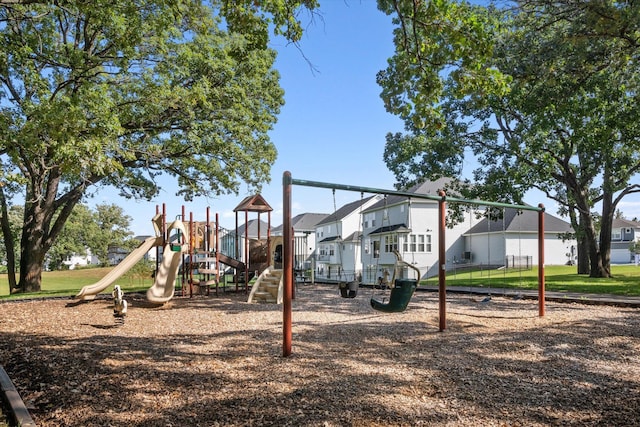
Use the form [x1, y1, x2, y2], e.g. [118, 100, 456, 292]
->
[75, 213, 166, 301]
[75, 195, 276, 304]
[75, 213, 191, 303]
[182, 195, 275, 300]
[281, 171, 546, 356]
[247, 236, 285, 304]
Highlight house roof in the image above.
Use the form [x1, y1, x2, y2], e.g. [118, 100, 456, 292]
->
[316, 195, 377, 226]
[369, 223, 411, 235]
[319, 231, 362, 243]
[233, 194, 273, 213]
[363, 177, 457, 212]
[272, 213, 329, 233]
[465, 208, 573, 235]
[232, 218, 270, 238]
[612, 218, 640, 229]
[343, 231, 362, 242]
[319, 235, 341, 243]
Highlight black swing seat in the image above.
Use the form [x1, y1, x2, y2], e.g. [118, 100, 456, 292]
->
[370, 278, 417, 312]
[339, 281, 358, 298]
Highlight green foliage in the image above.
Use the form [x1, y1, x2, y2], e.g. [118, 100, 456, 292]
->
[0, 0, 318, 292]
[46, 203, 134, 270]
[377, 0, 511, 140]
[378, 0, 640, 277]
[125, 259, 156, 284]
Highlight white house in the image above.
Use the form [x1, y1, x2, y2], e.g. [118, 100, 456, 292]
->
[359, 178, 479, 283]
[272, 213, 328, 271]
[62, 249, 100, 270]
[314, 195, 382, 282]
[610, 218, 640, 264]
[288, 178, 577, 285]
[464, 208, 576, 269]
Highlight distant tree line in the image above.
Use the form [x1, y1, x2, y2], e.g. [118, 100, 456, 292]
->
[0, 203, 137, 273]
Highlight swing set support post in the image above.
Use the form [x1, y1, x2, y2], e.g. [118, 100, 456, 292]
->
[438, 191, 447, 331]
[283, 172, 293, 357]
[538, 204, 546, 317]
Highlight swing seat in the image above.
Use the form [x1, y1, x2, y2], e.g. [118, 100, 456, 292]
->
[370, 279, 417, 312]
[339, 281, 358, 298]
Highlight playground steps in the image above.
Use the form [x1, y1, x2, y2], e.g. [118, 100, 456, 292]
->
[248, 269, 283, 304]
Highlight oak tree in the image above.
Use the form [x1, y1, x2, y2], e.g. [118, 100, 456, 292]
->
[0, 0, 318, 292]
[377, 0, 640, 277]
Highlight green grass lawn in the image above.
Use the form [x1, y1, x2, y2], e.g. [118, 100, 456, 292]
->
[0, 267, 155, 299]
[2, 264, 640, 300]
[0, 266, 243, 300]
[423, 264, 640, 296]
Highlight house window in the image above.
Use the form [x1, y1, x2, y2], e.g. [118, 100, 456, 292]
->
[417, 235, 433, 252]
[403, 234, 433, 253]
[384, 234, 398, 253]
[329, 246, 335, 256]
[404, 234, 417, 252]
[612, 228, 622, 241]
[372, 240, 380, 258]
[364, 213, 376, 228]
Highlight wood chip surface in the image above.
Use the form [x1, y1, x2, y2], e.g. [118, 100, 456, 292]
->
[1, 285, 639, 426]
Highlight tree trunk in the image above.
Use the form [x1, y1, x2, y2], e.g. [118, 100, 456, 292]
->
[18, 250, 47, 293]
[577, 234, 590, 274]
[596, 187, 615, 278]
[17, 217, 48, 292]
[570, 181, 609, 278]
[567, 204, 590, 274]
[576, 207, 604, 278]
[0, 188, 18, 291]
[14, 160, 88, 292]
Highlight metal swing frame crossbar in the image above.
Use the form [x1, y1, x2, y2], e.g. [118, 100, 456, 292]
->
[281, 171, 546, 357]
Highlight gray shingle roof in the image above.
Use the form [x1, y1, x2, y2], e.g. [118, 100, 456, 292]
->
[465, 208, 573, 234]
[612, 218, 640, 229]
[316, 195, 377, 225]
[319, 235, 341, 243]
[233, 219, 270, 238]
[363, 177, 457, 212]
[272, 213, 329, 233]
[369, 223, 410, 235]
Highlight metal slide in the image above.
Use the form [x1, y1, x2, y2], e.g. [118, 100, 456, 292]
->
[75, 236, 162, 301]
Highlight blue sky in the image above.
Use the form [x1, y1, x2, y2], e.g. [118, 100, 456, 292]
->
[95, 0, 640, 235]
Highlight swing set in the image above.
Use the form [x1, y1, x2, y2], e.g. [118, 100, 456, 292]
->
[281, 171, 546, 357]
[370, 250, 421, 312]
